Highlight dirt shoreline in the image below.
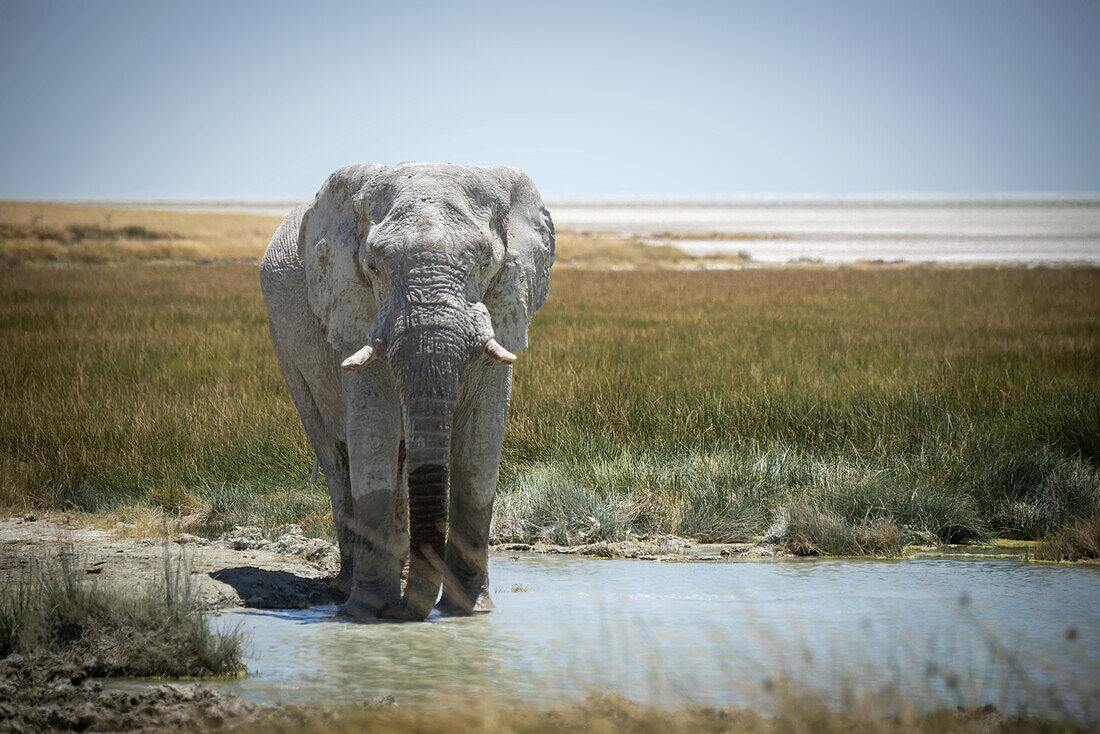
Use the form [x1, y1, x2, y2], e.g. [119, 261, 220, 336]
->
[0, 516, 340, 611]
[0, 516, 1042, 614]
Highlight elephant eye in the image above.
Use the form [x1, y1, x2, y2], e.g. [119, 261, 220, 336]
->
[364, 258, 379, 276]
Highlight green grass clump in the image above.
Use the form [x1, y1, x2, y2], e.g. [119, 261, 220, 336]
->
[188, 479, 334, 539]
[490, 441, 1095, 551]
[0, 546, 243, 678]
[1035, 512, 1100, 561]
[776, 502, 906, 556]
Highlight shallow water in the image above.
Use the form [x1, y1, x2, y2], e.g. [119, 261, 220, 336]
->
[205, 556, 1100, 721]
[663, 234, 1100, 264]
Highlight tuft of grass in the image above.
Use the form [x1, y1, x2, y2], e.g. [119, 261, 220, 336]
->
[187, 479, 334, 540]
[493, 464, 640, 545]
[1035, 512, 1100, 561]
[0, 544, 243, 677]
[775, 502, 907, 556]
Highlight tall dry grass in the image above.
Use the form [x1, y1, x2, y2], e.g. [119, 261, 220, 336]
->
[1, 204, 1098, 551]
[0, 543, 243, 677]
[0, 201, 282, 264]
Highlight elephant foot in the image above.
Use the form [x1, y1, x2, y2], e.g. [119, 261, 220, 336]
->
[437, 588, 495, 616]
[341, 596, 385, 622]
[328, 564, 354, 602]
[375, 597, 436, 622]
[341, 580, 401, 622]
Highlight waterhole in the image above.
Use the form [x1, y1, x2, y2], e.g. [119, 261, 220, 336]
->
[206, 555, 1100, 720]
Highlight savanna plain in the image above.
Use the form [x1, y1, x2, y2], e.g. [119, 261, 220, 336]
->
[1, 201, 1098, 732]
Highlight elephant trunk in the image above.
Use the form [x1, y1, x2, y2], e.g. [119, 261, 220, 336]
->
[389, 331, 463, 620]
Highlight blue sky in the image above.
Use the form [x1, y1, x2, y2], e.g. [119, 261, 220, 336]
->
[0, 0, 1097, 200]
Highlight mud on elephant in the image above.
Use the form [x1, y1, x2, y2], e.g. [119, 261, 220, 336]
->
[260, 163, 554, 621]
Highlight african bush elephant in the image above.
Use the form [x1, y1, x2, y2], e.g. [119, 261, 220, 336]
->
[260, 163, 554, 621]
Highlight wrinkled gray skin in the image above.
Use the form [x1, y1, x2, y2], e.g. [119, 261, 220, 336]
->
[260, 163, 554, 621]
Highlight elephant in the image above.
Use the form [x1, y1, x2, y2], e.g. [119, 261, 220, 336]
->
[260, 162, 554, 621]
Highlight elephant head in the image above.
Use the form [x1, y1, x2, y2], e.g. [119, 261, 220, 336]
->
[297, 163, 554, 619]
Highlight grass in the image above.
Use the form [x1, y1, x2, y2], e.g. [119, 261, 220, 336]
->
[776, 501, 906, 556]
[0, 201, 280, 264]
[0, 544, 243, 678]
[553, 229, 751, 269]
[241, 692, 1096, 734]
[1035, 512, 1100, 561]
[1, 204, 1098, 554]
[0, 201, 749, 269]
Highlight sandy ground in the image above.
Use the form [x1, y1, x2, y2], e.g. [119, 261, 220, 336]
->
[0, 515, 1037, 614]
[0, 516, 340, 610]
[0, 516, 771, 614]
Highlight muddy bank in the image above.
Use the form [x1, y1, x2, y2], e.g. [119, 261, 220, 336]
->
[0, 516, 339, 610]
[0, 515, 334, 732]
[493, 535, 783, 560]
[491, 535, 1038, 561]
[0, 656, 278, 734]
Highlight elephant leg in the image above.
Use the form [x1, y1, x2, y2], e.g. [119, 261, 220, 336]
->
[395, 439, 410, 584]
[343, 365, 404, 620]
[272, 355, 355, 596]
[439, 361, 512, 615]
[315, 437, 353, 596]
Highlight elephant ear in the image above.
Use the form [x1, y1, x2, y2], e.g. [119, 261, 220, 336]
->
[298, 165, 384, 354]
[484, 168, 555, 353]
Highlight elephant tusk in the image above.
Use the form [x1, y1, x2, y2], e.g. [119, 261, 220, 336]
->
[484, 338, 517, 365]
[341, 342, 377, 370]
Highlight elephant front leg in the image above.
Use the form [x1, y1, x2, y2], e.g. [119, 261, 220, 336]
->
[318, 439, 354, 599]
[343, 366, 403, 620]
[439, 362, 512, 615]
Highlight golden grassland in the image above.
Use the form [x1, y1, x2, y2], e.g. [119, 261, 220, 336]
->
[0, 201, 749, 269]
[1, 203, 1098, 555]
[0, 201, 280, 264]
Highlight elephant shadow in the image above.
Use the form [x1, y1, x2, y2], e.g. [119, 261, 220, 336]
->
[209, 567, 340, 609]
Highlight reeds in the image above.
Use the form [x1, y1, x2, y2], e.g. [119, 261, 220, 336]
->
[0, 543, 243, 677]
[1035, 512, 1100, 561]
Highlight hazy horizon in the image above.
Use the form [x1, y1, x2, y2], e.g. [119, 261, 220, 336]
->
[10, 191, 1100, 207]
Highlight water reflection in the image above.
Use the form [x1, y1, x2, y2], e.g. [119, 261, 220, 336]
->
[207, 556, 1100, 721]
